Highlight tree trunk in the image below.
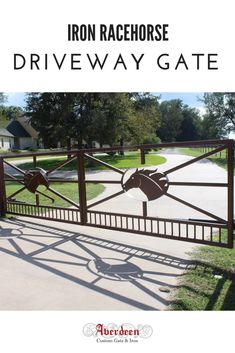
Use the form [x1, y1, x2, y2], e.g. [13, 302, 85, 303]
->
[77, 136, 83, 149]
[119, 138, 124, 156]
[86, 138, 93, 149]
[66, 138, 72, 159]
[66, 138, 71, 151]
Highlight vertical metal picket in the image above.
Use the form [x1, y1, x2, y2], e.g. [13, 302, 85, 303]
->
[227, 140, 234, 248]
[0, 157, 6, 217]
[77, 151, 87, 225]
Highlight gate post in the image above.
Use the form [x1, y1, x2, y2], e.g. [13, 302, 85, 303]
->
[227, 140, 234, 248]
[77, 151, 87, 225]
[0, 157, 6, 217]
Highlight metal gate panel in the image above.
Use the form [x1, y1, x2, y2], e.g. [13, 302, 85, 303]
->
[0, 139, 234, 248]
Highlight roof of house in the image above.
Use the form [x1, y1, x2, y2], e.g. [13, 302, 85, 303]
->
[7, 120, 31, 138]
[0, 128, 14, 138]
[16, 116, 38, 138]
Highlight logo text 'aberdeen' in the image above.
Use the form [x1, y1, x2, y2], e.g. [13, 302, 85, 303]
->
[83, 323, 153, 343]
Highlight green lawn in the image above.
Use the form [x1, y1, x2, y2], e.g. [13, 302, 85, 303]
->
[180, 147, 230, 171]
[6, 182, 104, 208]
[171, 231, 235, 310]
[5, 151, 166, 208]
[16, 152, 166, 171]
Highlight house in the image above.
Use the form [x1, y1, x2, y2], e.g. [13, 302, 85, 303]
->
[6, 116, 41, 150]
[0, 128, 14, 150]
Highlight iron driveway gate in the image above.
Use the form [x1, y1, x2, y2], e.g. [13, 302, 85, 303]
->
[0, 139, 234, 248]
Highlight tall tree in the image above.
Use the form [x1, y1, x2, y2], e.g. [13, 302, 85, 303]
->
[158, 99, 184, 142]
[202, 93, 235, 136]
[199, 114, 222, 140]
[86, 93, 132, 148]
[128, 93, 161, 144]
[0, 93, 7, 105]
[26, 93, 85, 149]
[176, 106, 201, 141]
[26, 93, 133, 149]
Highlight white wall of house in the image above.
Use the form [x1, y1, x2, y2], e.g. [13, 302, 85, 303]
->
[17, 137, 38, 149]
[0, 136, 14, 150]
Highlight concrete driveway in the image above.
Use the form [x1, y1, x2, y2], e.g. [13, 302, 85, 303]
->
[0, 152, 228, 310]
[85, 152, 227, 221]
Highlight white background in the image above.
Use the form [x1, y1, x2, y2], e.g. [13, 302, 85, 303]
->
[0, 0, 235, 91]
[0, 0, 234, 352]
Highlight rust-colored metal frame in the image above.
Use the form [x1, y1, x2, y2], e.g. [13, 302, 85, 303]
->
[0, 139, 234, 248]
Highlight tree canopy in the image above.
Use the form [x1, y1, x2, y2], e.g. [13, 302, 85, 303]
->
[0, 93, 7, 105]
[26, 92, 162, 149]
[157, 99, 184, 141]
[1, 91, 233, 150]
[202, 93, 235, 137]
[157, 99, 202, 142]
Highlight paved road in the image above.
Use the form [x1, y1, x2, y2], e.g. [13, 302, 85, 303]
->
[0, 152, 228, 310]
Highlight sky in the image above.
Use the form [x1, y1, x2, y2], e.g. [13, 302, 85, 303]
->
[5, 92, 26, 107]
[4, 92, 205, 111]
[156, 92, 204, 107]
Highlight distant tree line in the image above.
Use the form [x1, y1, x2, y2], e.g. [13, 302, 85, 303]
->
[0, 93, 24, 127]
[160, 93, 235, 141]
[0, 93, 6, 104]
[25, 93, 161, 149]
[201, 93, 235, 138]
[1, 92, 234, 149]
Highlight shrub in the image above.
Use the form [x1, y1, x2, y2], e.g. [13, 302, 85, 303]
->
[26, 146, 38, 152]
[10, 149, 21, 153]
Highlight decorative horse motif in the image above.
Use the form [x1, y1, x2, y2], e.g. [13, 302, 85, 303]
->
[24, 168, 49, 193]
[122, 168, 169, 201]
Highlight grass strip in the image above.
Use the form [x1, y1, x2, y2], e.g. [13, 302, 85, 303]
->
[180, 148, 231, 171]
[171, 231, 235, 310]
[6, 182, 105, 208]
[16, 152, 166, 171]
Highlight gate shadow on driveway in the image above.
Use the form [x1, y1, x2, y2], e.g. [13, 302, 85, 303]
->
[0, 218, 199, 310]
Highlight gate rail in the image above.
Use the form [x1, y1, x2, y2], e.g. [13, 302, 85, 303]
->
[0, 139, 234, 248]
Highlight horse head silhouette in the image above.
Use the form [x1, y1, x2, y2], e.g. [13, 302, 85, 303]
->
[24, 168, 49, 193]
[122, 168, 169, 201]
[94, 258, 143, 280]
